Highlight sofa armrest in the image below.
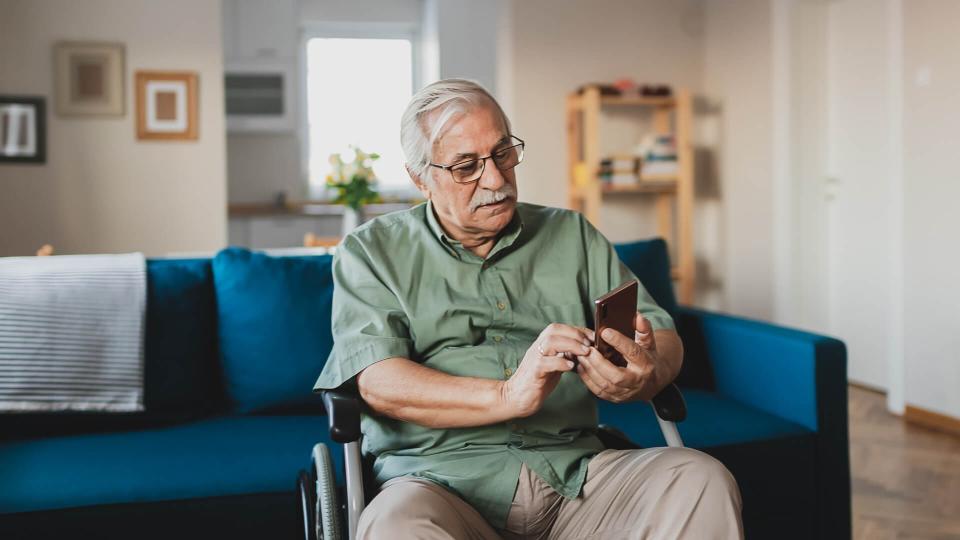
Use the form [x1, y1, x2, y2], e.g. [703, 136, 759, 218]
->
[676, 305, 850, 539]
[321, 389, 362, 443]
[676, 306, 846, 432]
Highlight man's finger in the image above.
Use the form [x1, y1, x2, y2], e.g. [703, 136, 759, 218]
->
[579, 347, 629, 389]
[576, 352, 616, 395]
[634, 313, 656, 350]
[540, 335, 591, 357]
[543, 323, 593, 345]
[601, 327, 641, 359]
[634, 313, 653, 335]
[622, 347, 655, 377]
[576, 364, 614, 400]
[536, 354, 576, 377]
[575, 326, 596, 343]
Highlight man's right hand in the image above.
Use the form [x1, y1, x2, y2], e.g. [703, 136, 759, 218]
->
[499, 323, 594, 418]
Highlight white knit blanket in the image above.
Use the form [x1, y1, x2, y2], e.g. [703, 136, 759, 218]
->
[0, 253, 146, 412]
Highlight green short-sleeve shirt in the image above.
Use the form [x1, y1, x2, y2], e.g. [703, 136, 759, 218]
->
[313, 201, 674, 529]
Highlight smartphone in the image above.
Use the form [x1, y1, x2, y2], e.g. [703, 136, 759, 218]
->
[594, 280, 638, 367]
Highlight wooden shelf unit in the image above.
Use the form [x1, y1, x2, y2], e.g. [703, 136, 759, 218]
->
[566, 86, 695, 304]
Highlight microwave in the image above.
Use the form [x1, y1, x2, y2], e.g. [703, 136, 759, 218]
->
[224, 63, 296, 132]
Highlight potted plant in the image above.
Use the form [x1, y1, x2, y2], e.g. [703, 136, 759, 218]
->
[326, 146, 381, 233]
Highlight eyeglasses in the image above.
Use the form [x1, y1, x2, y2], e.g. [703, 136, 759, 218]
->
[429, 136, 525, 184]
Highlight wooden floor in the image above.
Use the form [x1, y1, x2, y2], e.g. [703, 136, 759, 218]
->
[850, 385, 960, 539]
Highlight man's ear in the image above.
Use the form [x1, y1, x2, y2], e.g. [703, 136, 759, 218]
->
[406, 165, 432, 199]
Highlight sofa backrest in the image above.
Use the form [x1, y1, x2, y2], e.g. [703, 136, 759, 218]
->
[0, 258, 224, 441]
[144, 258, 224, 416]
[2, 237, 683, 440]
[613, 238, 678, 317]
[206, 241, 680, 414]
[211, 247, 333, 414]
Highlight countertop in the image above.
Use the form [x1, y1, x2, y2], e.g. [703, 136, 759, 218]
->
[228, 199, 422, 217]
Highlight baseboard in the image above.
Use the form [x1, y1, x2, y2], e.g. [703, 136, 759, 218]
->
[848, 381, 886, 395]
[848, 383, 960, 435]
[904, 404, 960, 437]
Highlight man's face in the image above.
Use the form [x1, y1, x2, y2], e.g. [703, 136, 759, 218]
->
[414, 103, 518, 240]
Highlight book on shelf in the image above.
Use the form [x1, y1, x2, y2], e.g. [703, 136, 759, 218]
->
[640, 160, 678, 176]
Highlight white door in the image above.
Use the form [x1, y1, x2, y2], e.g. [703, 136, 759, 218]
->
[823, 0, 899, 391]
[776, 0, 901, 395]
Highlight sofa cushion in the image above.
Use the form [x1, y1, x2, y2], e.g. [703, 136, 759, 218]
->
[0, 415, 337, 514]
[614, 238, 677, 317]
[597, 389, 812, 448]
[144, 258, 223, 415]
[213, 248, 334, 414]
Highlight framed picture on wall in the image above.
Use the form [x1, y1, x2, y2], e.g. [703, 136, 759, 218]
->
[135, 71, 198, 141]
[54, 42, 125, 116]
[0, 95, 46, 164]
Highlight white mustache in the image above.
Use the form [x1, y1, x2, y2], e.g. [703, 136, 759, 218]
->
[470, 184, 517, 211]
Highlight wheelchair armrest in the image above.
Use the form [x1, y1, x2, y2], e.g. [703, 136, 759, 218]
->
[321, 389, 363, 443]
[651, 383, 687, 422]
[596, 424, 640, 450]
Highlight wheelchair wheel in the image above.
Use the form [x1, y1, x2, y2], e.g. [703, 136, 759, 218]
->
[298, 468, 316, 540]
[312, 443, 343, 540]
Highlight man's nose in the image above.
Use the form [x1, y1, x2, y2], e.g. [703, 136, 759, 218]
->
[477, 157, 506, 191]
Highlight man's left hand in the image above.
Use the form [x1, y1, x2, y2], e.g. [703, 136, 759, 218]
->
[575, 313, 662, 403]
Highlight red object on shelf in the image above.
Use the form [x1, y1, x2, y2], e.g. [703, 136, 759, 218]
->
[612, 78, 638, 93]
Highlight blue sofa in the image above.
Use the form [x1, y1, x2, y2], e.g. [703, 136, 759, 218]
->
[0, 240, 849, 539]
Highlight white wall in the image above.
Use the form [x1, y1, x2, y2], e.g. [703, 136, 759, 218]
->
[434, 0, 498, 91]
[702, 0, 775, 319]
[0, 0, 227, 257]
[902, 0, 960, 419]
[299, 0, 421, 23]
[771, 0, 831, 333]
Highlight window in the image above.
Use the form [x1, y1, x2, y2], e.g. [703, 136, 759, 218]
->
[305, 36, 415, 196]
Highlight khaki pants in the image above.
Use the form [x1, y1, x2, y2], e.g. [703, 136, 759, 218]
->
[357, 447, 744, 540]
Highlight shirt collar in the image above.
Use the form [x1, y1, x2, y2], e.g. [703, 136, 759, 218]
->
[424, 199, 525, 260]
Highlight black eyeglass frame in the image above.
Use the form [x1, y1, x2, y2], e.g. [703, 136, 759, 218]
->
[428, 135, 526, 184]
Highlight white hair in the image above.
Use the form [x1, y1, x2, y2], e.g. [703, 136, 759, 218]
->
[400, 79, 512, 182]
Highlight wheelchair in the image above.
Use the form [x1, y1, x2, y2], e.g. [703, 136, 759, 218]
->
[298, 385, 687, 540]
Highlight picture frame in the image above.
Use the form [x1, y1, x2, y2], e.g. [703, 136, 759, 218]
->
[0, 95, 46, 164]
[135, 71, 199, 141]
[54, 41, 125, 116]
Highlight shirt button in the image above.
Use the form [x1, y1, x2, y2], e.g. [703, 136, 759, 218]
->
[504, 367, 512, 377]
[497, 301, 506, 310]
[493, 336, 502, 343]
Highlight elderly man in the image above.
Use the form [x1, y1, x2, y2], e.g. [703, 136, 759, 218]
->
[313, 79, 742, 539]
